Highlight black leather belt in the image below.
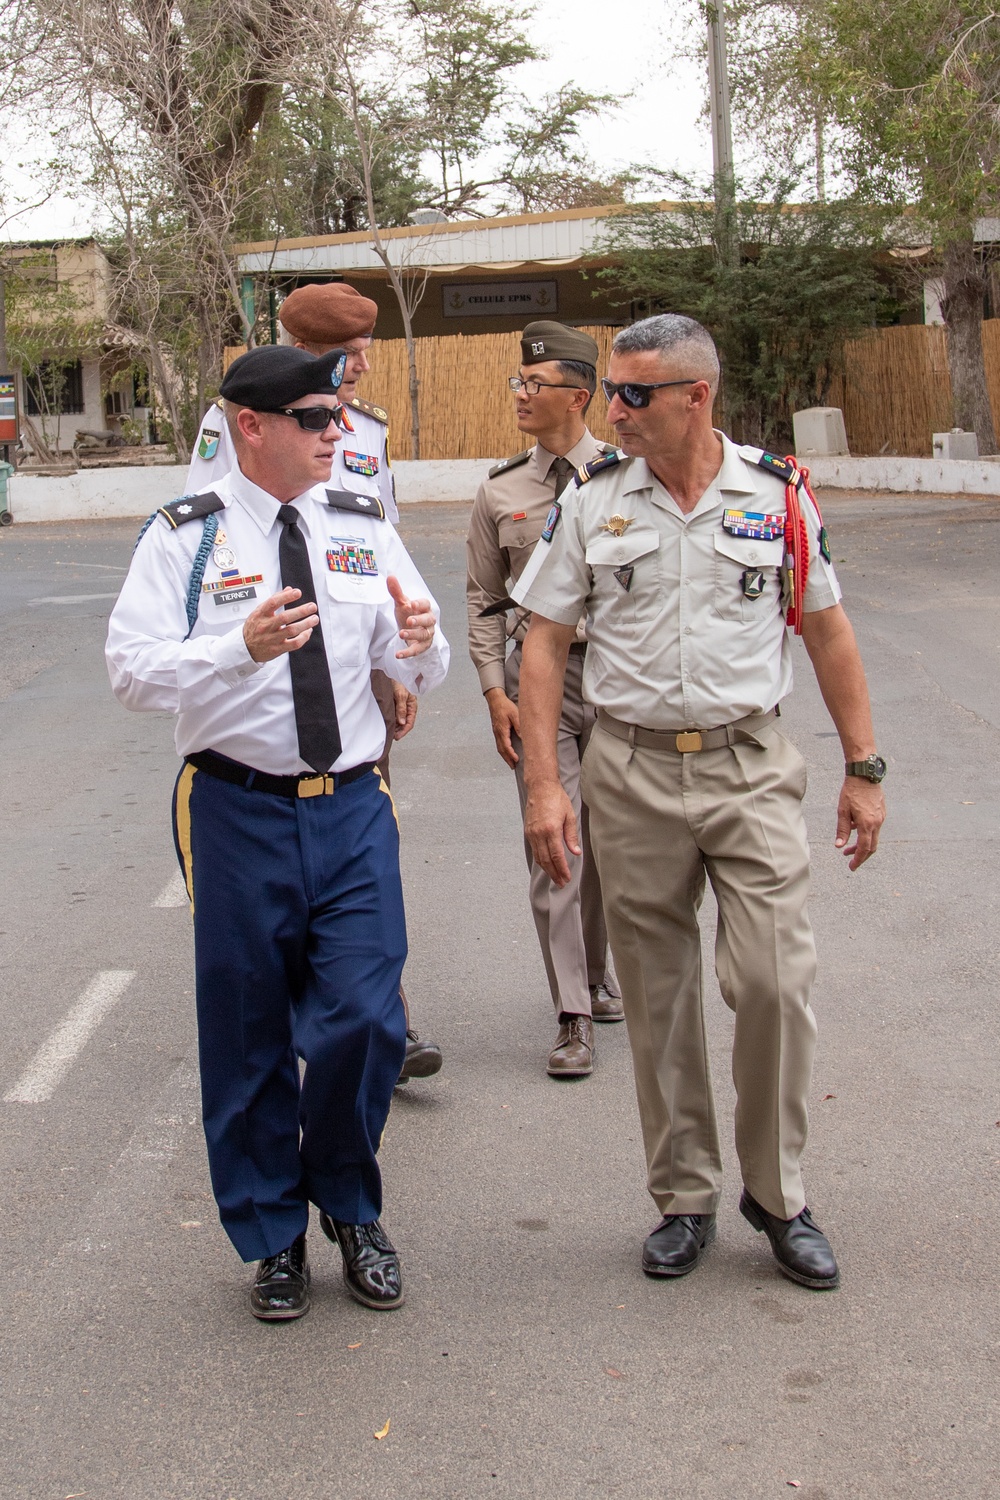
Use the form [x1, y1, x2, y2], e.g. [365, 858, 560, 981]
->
[185, 749, 377, 799]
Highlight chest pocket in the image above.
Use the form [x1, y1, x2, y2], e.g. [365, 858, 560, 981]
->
[585, 526, 662, 624]
[713, 532, 785, 622]
[324, 568, 386, 666]
[498, 518, 540, 579]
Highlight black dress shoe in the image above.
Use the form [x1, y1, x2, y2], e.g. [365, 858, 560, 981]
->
[739, 1190, 840, 1289]
[396, 1029, 443, 1083]
[320, 1213, 405, 1309]
[249, 1231, 310, 1320]
[642, 1213, 716, 1277]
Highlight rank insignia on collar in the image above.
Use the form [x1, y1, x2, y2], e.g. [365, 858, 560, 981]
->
[613, 564, 634, 592]
[600, 514, 635, 538]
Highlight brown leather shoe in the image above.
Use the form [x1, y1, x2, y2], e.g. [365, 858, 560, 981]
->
[547, 1014, 594, 1077]
[590, 978, 624, 1022]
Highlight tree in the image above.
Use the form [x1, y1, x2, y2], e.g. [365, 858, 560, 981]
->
[597, 174, 896, 450]
[723, 0, 1000, 451]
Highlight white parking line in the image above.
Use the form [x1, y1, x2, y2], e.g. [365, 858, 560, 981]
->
[3, 970, 136, 1103]
[28, 592, 120, 605]
[153, 871, 189, 908]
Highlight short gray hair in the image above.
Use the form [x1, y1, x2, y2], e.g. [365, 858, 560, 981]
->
[612, 314, 720, 394]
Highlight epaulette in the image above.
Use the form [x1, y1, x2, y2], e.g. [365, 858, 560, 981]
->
[488, 449, 532, 480]
[325, 488, 386, 520]
[157, 491, 225, 529]
[741, 446, 798, 484]
[574, 450, 623, 486]
[348, 396, 389, 424]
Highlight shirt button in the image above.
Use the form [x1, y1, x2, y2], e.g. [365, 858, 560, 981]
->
[684, 625, 693, 635]
[747, 550, 758, 561]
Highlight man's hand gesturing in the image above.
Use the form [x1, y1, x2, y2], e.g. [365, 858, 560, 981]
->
[243, 587, 318, 663]
[388, 575, 436, 658]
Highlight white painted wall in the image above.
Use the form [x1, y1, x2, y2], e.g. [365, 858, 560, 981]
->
[10, 452, 1000, 525]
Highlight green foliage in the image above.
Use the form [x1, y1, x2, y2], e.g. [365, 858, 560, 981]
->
[597, 175, 898, 449]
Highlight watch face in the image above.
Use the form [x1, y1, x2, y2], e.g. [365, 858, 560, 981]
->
[871, 755, 887, 782]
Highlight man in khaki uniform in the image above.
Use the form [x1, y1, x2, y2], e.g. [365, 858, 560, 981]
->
[467, 321, 622, 1078]
[514, 314, 886, 1289]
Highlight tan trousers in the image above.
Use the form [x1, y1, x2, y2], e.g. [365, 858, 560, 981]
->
[506, 644, 608, 1017]
[581, 721, 817, 1220]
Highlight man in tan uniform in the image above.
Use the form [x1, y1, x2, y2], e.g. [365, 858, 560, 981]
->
[467, 321, 622, 1079]
[514, 314, 886, 1289]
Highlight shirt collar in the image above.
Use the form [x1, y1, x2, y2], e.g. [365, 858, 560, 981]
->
[533, 428, 599, 482]
[619, 432, 758, 511]
[224, 462, 319, 537]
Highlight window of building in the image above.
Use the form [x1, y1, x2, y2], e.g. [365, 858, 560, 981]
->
[25, 360, 85, 416]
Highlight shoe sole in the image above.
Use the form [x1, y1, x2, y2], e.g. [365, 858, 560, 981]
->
[546, 1063, 593, 1077]
[398, 1050, 443, 1081]
[320, 1214, 406, 1310]
[739, 1196, 840, 1290]
[591, 1011, 625, 1024]
[642, 1221, 717, 1278]
[250, 1298, 311, 1321]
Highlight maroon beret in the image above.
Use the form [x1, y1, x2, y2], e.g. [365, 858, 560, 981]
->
[279, 283, 378, 344]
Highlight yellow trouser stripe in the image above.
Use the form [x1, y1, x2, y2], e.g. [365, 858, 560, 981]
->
[374, 766, 400, 830]
[174, 763, 197, 915]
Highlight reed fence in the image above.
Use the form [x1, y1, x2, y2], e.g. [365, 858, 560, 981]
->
[225, 318, 1000, 459]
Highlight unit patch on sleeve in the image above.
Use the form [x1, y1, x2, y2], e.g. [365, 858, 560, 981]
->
[541, 499, 562, 542]
[327, 538, 379, 577]
[197, 428, 221, 461]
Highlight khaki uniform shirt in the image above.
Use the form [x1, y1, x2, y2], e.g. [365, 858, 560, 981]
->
[512, 432, 841, 731]
[466, 429, 612, 694]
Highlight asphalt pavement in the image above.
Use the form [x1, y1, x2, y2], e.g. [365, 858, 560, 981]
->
[0, 491, 998, 1499]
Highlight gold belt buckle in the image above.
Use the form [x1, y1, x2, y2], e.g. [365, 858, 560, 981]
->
[675, 731, 703, 753]
[298, 775, 334, 798]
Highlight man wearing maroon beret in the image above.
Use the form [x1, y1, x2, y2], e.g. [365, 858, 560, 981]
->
[187, 283, 444, 1084]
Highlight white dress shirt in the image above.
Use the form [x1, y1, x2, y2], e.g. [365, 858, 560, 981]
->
[107, 464, 449, 773]
[512, 433, 840, 732]
[186, 401, 399, 523]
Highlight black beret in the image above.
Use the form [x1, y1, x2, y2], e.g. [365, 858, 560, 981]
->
[219, 345, 347, 407]
[520, 321, 599, 368]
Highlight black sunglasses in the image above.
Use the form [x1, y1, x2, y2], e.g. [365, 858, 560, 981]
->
[600, 378, 697, 409]
[259, 404, 346, 431]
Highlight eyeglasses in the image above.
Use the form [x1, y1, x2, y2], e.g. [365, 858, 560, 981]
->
[508, 376, 585, 396]
[600, 378, 697, 409]
[259, 405, 346, 431]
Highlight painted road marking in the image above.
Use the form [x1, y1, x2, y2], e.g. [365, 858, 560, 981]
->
[153, 871, 188, 908]
[3, 970, 136, 1103]
[28, 592, 120, 605]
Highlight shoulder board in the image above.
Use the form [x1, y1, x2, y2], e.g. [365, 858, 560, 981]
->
[574, 451, 623, 487]
[325, 488, 386, 520]
[741, 446, 799, 484]
[348, 397, 389, 425]
[158, 491, 225, 529]
[488, 449, 533, 480]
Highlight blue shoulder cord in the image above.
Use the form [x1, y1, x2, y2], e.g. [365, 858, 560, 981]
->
[134, 502, 220, 638]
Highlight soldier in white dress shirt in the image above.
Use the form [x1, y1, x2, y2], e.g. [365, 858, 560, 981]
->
[108, 346, 450, 1320]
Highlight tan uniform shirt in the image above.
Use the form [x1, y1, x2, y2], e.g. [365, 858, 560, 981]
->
[512, 432, 841, 731]
[466, 429, 612, 694]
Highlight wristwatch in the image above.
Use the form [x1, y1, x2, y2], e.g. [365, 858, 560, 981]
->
[845, 754, 887, 783]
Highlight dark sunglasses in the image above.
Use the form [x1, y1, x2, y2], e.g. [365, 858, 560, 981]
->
[600, 378, 697, 409]
[259, 404, 346, 431]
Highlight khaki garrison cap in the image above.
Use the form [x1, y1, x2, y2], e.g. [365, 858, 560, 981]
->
[520, 321, 599, 367]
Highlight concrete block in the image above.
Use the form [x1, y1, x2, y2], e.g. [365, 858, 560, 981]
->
[933, 429, 979, 460]
[792, 407, 850, 457]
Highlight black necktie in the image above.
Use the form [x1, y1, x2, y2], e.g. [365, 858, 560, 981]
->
[551, 456, 575, 498]
[277, 504, 342, 773]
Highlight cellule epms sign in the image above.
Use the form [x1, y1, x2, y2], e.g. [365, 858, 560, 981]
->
[442, 281, 559, 317]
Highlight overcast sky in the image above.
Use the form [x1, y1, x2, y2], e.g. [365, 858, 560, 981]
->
[1, 0, 715, 241]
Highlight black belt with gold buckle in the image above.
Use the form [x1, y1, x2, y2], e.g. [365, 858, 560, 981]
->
[185, 749, 376, 798]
